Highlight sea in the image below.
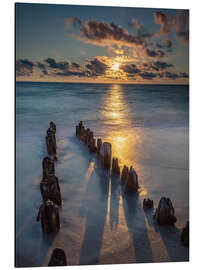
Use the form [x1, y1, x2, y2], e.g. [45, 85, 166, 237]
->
[15, 82, 189, 267]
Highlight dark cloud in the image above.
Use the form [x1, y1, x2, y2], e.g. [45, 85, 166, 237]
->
[120, 64, 140, 74]
[176, 10, 189, 44]
[139, 72, 157, 80]
[86, 58, 107, 75]
[152, 61, 173, 70]
[37, 62, 48, 75]
[164, 71, 179, 79]
[44, 58, 85, 77]
[145, 48, 167, 58]
[45, 58, 69, 70]
[154, 11, 174, 35]
[154, 10, 189, 44]
[71, 62, 80, 68]
[16, 57, 189, 81]
[140, 61, 173, 73]
[66, 19, 149, 48]
[16, 59, 34, 76]
[156, 38, 173, 51]
[16, 57, 86, 78]
[179, 72, 189, 78]
[54, 70, 86, 77]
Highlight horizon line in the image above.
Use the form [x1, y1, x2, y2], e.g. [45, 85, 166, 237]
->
[16, 80, 189, 86]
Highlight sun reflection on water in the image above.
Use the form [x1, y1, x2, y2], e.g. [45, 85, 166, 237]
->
[100, 84, 149, 258]
[102, 84, 139, 167]
[101, 84, 148, 198]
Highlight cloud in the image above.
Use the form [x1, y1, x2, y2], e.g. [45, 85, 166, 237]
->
[151, 60, 173, 70]
[71, 62, 80, 68]
[65, 19, 150, 48]
[145, 48, 167, 58]
[163, 71, 181, 79]
[54, 70, 86, 77]
[16, 57, 188, 82]
[16, 59, 34, 76]
[162, 38, 173, 48]
[86, 58, 107, 76]
[129, 18, 144, 30]
[154, 11, 174, 35]
[154, 10, 189, 44]
[120, 64, 140, 74]
[179, 72, 189, 78]
[37, 62, 48, 75]
[139, 72, 157, 80]
[44, 58, 85, 77]
[64, 17, 82, 31]
[176, 11, 189, 44]
[44, 58, 69, 70]
[120, 60, 186, 81]
[139, 61, 173, 73]
[129, 18, 153, 39]
[156, 38, 173, 51]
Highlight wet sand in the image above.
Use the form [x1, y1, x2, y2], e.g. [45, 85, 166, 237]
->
[16, 131, 189, 266]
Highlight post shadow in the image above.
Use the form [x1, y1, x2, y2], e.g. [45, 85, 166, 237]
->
[109, 175, 120, 230]
[79, 161, 110, 265]
[158, 224, 189, 262]
[121, 189, 153, 263]
[15, 211, 58, 267]
[143, 209, 189, 262]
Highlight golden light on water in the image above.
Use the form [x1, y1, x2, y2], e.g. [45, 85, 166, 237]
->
[102, 84, 138, 167]
[101, 84, 148, 196]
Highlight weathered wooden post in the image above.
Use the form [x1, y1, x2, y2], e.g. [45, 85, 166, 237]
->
[143, 198, 154, 209]
[112, 157, 120, 176]
[121, 165, 129, 183]
[48, 248, 67, 266]
[99, 142, 112, 169]
[46, 122, 57, 156]
[40, 175, 62, 206]
[124, 166, 139, 193]
[37, 200, 60, 233]
[97, 138, 102, 153]
[181, 221, 189, 247]
[50, 121, 56, 133]
[41, 156, 62, 206]
[153, 197, 177, 225]
[42, 157, 55, 179]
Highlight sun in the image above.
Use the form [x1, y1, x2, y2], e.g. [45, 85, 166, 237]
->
[105, 57, 128, 80]
[112, 62, 120, 71]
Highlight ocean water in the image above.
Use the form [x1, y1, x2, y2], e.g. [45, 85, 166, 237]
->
[15, 82, 189, 267]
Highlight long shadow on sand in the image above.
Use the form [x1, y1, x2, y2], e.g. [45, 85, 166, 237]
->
[109, 175, 120, 230]
[122, 190, 153, 263]
[79, 160, 110, 265]
[15, 210, 58, 267]
[144, 209, 189, 262]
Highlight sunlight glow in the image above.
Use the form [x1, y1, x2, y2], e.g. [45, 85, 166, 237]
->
[112, 62, 120, 71]
[105, 56, 128, 80]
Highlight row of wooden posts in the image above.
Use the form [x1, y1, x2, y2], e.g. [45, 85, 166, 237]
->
[76, 120, 139, 193]
[34, 120, 188, 266]
[76, 121, 189, 246]
[36, 122, 67, 266]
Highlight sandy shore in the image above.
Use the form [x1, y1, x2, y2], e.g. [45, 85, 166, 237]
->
[16, 131, 189, 267]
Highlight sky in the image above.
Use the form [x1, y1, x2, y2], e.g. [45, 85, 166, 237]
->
[16, 3, 189, 84]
